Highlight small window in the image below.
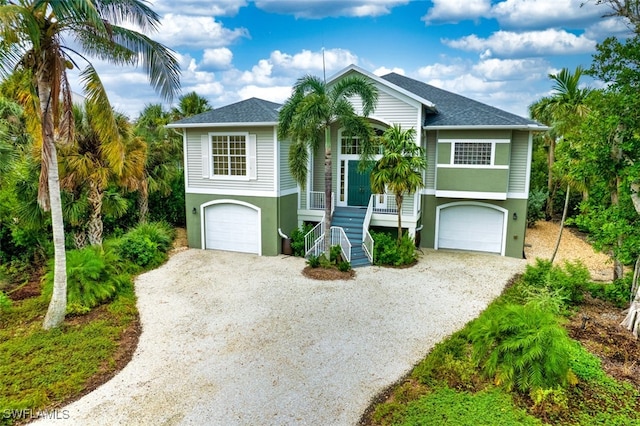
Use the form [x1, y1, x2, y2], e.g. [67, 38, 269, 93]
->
[212, 134, 247, 176]
[340, 128, 384, 155]
[453, 142, 491, 165]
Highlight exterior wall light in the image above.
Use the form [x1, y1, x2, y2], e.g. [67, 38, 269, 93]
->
[513, 212, 518, 220]
[192, 207, 197, 215]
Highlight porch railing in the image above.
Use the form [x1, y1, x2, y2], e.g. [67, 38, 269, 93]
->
[331, 226, 351, 262]
[372, 193, 398, 214]
[362, 195, 374, 264]
[309, 191, 336, 214]
[304, 217, 324, 257]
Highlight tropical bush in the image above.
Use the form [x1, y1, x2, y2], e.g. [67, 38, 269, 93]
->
[41, 245, 130, 315]
[290, 223, 313, 257]
[522, 258, 590, 306]
[527, 188, 548, 227]
[117, 221, 174, 268]
[372, 231, 417, 266]
[468, 300, 576, 393]
[0, 291, 11, 313]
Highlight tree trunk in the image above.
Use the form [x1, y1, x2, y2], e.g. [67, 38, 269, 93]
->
[323, 127, 332, 254]
[612, 176, 624, 281]
[73, 230, 88, 249]
[546, 137, 555, 218]
[87, 181, 103, 246]
[138, 178, 149, 224]
[621, 255, 640, 338]
[551, 184, 570, 263]
[396, 193, 403, 244]
[39, 77, 68, 330]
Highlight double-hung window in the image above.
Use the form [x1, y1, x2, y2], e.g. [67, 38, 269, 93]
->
[201, 132, 256, 180]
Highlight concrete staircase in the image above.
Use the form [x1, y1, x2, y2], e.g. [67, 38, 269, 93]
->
[331, 207, 370, 268]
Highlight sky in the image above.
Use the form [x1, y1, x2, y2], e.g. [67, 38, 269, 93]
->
[82, 0, 633, 121]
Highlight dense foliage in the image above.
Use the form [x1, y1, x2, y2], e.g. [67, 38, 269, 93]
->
[371, 231, 417, 266]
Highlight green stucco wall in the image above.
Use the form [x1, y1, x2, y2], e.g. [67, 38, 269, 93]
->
[185, 192, 298, 256]
[420, 195, 528, 258]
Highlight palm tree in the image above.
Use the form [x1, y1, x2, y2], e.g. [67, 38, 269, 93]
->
[278, 74, 378, 252]
[529, 67, 592, 217]
[171, 91, 212, 120]
[0, 0, 180, 329]
[135, 103, 182, 222]
[60, 102, 146, 246]
[370, 124, 426, 243]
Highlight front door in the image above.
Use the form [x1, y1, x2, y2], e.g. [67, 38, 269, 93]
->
[347, 161, 373, 207]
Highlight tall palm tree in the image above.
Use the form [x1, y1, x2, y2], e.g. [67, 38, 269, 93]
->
[0, 0, 180, 329]
[278, 74, 378, 252]
[60, 102, 146, 246]
[171, 91, 212, 120]
[529, 67, 592, 217]
[370, 124, 426, 243]
[135, 103, 182, 222]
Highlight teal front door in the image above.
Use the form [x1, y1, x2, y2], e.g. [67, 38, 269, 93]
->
[347, 161, 373, 207]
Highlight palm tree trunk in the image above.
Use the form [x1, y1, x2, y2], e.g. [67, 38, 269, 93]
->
[323, 127, 332, 254]
[138, 178, 149, 223]
[396, 193, 403, 244]
[87, 181, 103, 246]
[546, 137, 555, 218]
[551, 184, 570, 263]
[39, 77, 67, 330]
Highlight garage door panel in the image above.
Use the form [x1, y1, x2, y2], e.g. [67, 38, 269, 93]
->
[205, 204, 259, 254]
[438, 205, 504, 254]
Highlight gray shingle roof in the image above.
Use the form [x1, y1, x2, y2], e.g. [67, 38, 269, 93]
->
[170, 97, 282, 125]
[381, 73, 542, 128]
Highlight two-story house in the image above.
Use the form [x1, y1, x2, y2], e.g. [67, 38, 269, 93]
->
[167, 65, 546, 263]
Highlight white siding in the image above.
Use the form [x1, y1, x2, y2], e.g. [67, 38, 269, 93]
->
[350, 85, 420, 130]
[508, 131, 529, 194]
[186, 126, 275, 193]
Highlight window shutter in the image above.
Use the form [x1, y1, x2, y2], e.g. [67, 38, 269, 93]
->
[201, 134, 210, 178]
[248, 134, 257, 179]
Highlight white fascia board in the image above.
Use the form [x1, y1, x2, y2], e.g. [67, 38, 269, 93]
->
[425, 124, 550, 131]
[166, 121, 277, 129]
[435, 190, 508, 200]
[328, 64, 437, 109]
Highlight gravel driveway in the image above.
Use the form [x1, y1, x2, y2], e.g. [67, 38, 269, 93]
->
[38, 249, 524, 426]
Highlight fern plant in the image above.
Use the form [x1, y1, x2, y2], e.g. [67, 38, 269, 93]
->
[469, 301, 576, 393]
[42, 245, 130, 315]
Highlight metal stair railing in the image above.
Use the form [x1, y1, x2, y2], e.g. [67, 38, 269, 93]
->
[330, 226, 352, 262]
[362, 195, 374, 264]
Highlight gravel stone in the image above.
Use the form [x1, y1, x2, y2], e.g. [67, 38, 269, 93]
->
[35, 249, 525, 426]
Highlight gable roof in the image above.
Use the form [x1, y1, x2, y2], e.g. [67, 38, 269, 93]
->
[380, 73, 546, 130]
[166, 97, 282, 128]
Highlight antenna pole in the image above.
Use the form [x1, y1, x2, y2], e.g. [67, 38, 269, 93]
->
[322, 47, 326, 83]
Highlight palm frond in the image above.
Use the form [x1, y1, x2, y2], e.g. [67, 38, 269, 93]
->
[94, 0, 161, 32]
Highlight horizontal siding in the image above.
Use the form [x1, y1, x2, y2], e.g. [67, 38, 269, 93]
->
[426, 130, 437, 189]
[438, 129, 512, 140]
[508, 131, 529, 193]
[350, 86, 420, 130]
[279, 138, 297, 192]
[186, 126, 275, 192]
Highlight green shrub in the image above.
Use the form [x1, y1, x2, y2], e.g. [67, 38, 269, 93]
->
[330, 245, 343, 263]
[469, 301, 576, 393]
[41, 245, 130, 314]
[587, 275, 632, 308]
[337, 261, 351, 272]
[527, 188, 548, 227]
[117, 221, 173, 268]
[372, 231, 417, 266]
[0, 291, 11, 312]
[128, 221, 174, 252]
[306, 254, 321, 268]
[522, 258, 590, 306]
[290, 223, 313, 257]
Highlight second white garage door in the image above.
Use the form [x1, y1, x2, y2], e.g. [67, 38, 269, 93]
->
[204, 203, 260, 254]
[437, 204, 505, 254]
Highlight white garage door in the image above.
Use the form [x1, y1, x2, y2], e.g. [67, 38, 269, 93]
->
[204, 203, 260, 254]
[438, 204, 505, 254]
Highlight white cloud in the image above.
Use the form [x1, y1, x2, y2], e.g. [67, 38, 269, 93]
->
[151, 0, 247, 17]
[428, 74, 506, 96]
[156, 14, 249, 48]
[584, 16, 634, 39]
[422, 0, 491, 24]
[490, 0, 604, 29]
[237, 85, 292, 103]
[255, 0, 409, 18]
[472, 58, 550, 81]
[417, 63, 466, 80]
[201, 48, 234, 70]
[373, 66, 405, 76]
[239, 59, 275, 85]
[444, 29, 597, 58]
[270, 49, 359, 74]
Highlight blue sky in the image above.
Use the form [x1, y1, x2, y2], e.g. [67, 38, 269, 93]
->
[88, 0, 632, 120]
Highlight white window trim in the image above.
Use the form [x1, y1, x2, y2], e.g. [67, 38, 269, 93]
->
[438, 138, 509, 169]
[202, 132, 256, 181]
